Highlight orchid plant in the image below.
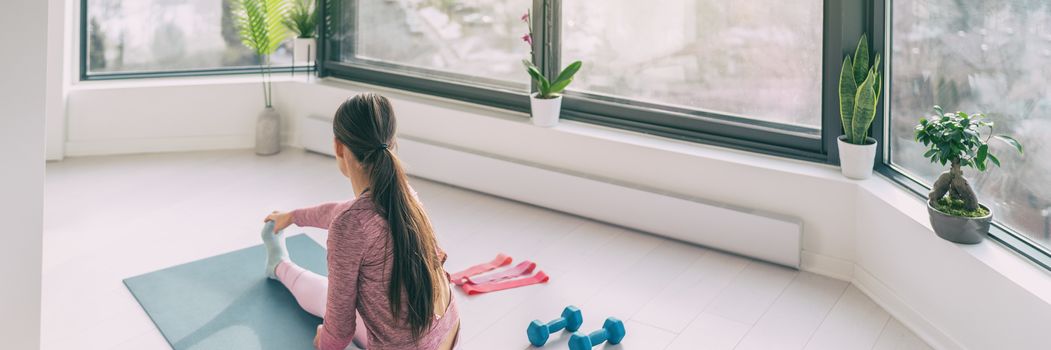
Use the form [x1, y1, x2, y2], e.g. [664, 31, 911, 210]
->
[521, 10, 582, 99]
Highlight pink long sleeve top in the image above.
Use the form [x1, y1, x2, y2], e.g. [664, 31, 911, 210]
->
[291, 192, 459, 350]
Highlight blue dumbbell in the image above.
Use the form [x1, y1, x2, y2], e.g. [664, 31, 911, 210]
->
[568, 317, 626, 350]
[527, 306, 583, 346]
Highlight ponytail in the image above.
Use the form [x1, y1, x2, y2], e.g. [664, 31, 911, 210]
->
[333, 93, 444, 339]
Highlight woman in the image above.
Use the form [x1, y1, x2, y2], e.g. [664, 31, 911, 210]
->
[261, 93, 460, 350]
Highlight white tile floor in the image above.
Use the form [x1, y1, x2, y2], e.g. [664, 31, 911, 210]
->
[42, 149, 933, 350]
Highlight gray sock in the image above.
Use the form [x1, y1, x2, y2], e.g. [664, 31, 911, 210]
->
[261, 221, 289, 280]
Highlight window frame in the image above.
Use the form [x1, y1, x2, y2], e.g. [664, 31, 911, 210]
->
[873, 0, 1051, 270]
[78, 0, 305, 81]
[319, 0, 839, 162]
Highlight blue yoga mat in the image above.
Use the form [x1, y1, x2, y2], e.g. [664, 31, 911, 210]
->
[124, 234, 327, 350]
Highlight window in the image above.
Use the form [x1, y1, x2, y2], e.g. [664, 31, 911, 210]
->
[888, 0, 1051, 250]
[330, 0, 530, 89]
[561, 0, 824, 129]
[322, 0, 829, 161]
[83, 0, 293, 78]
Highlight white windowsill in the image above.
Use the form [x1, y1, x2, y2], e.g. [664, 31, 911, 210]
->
[71, 71, 310, 90]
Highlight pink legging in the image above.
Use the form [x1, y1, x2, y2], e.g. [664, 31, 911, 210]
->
[276, 260, 370, 349]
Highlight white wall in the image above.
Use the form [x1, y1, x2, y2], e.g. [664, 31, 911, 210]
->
[66, 78, 272, 156]
[0, 0, 48, 348]
[44, 0, 71, 161]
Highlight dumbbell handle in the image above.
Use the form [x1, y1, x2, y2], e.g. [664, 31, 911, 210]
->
[582, 329, 609, 345]
[544, 317, 568, 331]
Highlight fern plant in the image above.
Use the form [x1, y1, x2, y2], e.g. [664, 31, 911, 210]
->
[839, 34, 882, 145]
[234, 0, 291, 108]
[915, 106, 1023, 215]
[283, 0, 317, 38]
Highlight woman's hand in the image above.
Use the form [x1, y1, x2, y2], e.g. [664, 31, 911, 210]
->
[264, 211, 294, 234]
[314, 325, 322, 349]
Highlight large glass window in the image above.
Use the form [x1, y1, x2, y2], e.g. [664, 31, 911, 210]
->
[332, 0, 530, 88]
[323, 0, 827, 160]
[890, 0, 1051, 248]
[84, 0, 292, 77]
[561, 0, 824, 129]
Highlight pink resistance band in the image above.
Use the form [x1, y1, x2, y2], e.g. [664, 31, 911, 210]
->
[449, 253, 513, 285]
[465, 261, 536, 285]
[461, 271, 549, 295]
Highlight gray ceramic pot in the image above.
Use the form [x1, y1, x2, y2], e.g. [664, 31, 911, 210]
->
[255, 107, 281, 156]
[927, 202, 992, 244]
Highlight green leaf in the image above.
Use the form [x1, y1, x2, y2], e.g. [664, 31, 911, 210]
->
[521, 59, 537, 72]
[552, 61, 583, 87]
[872, 60, 882, 104]
[235, 0, 291, 55]
[547, 76, 574, 94]
[852, 34, 869, 86]
[522, 59, 549, 88]
[993, 135, 1024, 154]
[850, 72, 877, 144]
[838, 56, 857, 136]
[975, 144, 988, 171]
[988, 153, 1001, 167]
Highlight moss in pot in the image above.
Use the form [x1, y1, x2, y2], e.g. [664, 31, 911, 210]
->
[915, 106, 1023, 244]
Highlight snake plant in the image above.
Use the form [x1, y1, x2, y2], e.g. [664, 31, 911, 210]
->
[839, 35, 882, 145]
[234, 0, 291, 108]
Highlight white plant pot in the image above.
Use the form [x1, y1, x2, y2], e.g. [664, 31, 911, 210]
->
[256, 107, 281, 156]
[530, 93, 562, 128]
[293, 37, 316, 66]
[837, 135, 877, 180]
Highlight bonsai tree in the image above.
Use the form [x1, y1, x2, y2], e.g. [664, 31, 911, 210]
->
[234, 0, 291, 108]
[839, 34, 882, 145]
[915, 106, 1023, 216]
[283, 0, 317, 38]
[520, 9, 582, 99]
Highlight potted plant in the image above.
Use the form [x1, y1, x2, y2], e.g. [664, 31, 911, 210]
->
[284, 0, 317, 67]
[235, 0, 291, 155]
[915, 106, 1023, 244]
[837, 34, 882, 179]
[520, 10, 582, 127]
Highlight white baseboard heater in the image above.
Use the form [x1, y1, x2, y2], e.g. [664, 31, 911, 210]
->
[301, 116, 802, 267]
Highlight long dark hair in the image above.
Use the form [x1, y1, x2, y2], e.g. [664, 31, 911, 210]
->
[332, 93, 443, 338]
